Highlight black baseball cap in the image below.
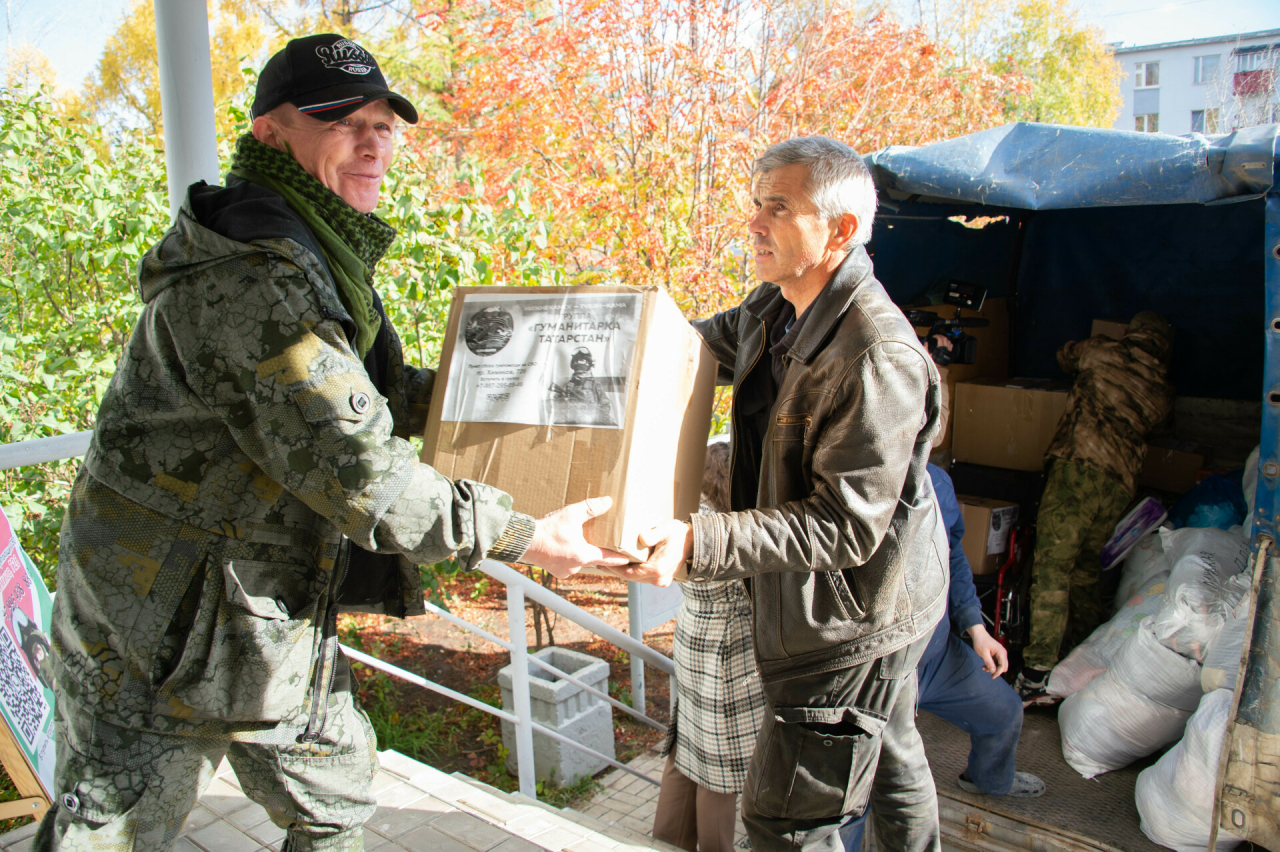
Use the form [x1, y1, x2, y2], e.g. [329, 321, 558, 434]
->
[251, 34, 419, 125]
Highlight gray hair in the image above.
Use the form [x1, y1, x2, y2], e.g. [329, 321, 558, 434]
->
[753, 136, 877, 249]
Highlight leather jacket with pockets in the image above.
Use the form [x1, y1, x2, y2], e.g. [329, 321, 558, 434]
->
[685, 247, 949, 683]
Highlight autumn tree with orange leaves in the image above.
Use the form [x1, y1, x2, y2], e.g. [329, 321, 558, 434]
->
[410, 0, 1028, 313]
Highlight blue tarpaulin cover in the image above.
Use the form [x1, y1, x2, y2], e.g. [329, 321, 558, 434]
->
[865, 122, 1278, 400]
[867, 122, 1278, 209]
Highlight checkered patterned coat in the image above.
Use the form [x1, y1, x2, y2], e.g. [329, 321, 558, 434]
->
[659, 578, 766, 794]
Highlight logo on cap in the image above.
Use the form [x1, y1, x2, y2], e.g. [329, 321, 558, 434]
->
[316, 39, 375, 75]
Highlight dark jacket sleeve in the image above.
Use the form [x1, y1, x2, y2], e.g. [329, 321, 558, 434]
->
[377, 312, 437, 440]
[692, 308, 741, 386]
[687, 340, 932, 580]
[393, 363, 436, 438]
[928, 464, 983, 634]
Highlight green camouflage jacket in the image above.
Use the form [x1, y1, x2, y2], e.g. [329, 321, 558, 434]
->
[52, 187, 532, 732]
[1044, 328, 1175, 493]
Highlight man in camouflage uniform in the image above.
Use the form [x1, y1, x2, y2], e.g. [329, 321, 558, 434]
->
[37, 35, 626, 852]
[1015, 311, 1174, 702]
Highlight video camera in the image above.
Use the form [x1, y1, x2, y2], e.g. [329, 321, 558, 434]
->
[904, 281, 989, 368]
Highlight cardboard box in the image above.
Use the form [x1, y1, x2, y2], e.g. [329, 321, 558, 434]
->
[1091, 319, 1129, 340]
[1141, 444, 1206, 494]
[952, 379, 1070, 472]
[950, 462, 1046, 526]
[422, 285, 717, 560]
[957, 495, 1019, 575]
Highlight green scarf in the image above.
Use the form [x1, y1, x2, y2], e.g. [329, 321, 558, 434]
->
[228, 134, 395, 358]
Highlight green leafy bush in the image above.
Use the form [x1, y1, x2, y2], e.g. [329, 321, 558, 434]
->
[0, 95, 167, 585]
[0, 91, 559, 586]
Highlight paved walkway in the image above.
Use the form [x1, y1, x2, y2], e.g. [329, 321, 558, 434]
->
[0, 750, 684, 852]
[581, 751, 749, 850]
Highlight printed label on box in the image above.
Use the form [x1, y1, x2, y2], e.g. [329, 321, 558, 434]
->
[441, 292, 643, 428]
[986, 505, 1018, 554]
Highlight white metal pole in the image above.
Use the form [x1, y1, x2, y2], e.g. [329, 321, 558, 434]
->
[153, 0, 220, 221]
[0, 431, 91, 471]
[506, 584, 537, 799]
[628, 582, 646, 719]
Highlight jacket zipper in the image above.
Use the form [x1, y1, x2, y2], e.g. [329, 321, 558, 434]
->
[727, 318, 769, 512]
[728, 318, 769, 607]
[298, 536, 350, 744]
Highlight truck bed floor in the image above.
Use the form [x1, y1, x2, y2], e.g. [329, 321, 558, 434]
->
[919, 706, 1167, 851]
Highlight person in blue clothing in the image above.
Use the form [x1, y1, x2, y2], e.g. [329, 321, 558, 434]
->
[841, 463, 1045, 850]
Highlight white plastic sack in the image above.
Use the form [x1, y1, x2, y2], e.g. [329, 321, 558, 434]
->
[1110, 618, 1204, 712]
[1135, 689, 1244, 852]
[1154, 570, 1251, 663]
[1201, 579, 1252, 693]
[1151, 529, 1251, 662]
[1242, 445, 1259, 533]
[1159, 526, 1250, 603]
[1048, 572, 1168, 698]
[1115, 531, 1168, 610]
[1059, 619, 1201, 778]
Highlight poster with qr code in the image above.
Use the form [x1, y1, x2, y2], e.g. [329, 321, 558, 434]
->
[0, 507, 55, 798]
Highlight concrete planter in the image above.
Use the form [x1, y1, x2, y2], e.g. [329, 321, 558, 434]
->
[498, 646, 615, 784]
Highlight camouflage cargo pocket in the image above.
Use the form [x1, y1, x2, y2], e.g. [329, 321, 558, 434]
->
[156, 556, 323, 722]
[55, 710, 151, 827]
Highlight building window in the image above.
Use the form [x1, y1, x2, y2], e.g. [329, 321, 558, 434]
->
[1234, 48, 1276, 96]
[1237, 51, 1265, 73]
[1193, 55, 1219, 84]
[1135, 113, 1159, 133]
[1135, 61, 1160, 88]
[1191, 109, 1221, 133]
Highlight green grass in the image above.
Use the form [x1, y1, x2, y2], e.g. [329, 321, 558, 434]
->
[0, 767, 32, 834]
[359, 672, 451, 761]
[537, 773, 603, 809]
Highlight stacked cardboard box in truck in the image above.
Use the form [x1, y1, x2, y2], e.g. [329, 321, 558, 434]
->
[422, 286, 717, 560]
[1091, 319, 1130, 340]
[952, 378, 1070, 472]
[957, 495, 1019, 575]
[1141, 444, 1206, 493]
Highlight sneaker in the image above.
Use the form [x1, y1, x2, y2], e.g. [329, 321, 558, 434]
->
[1014, 667, 1057, 707]
[958, 771, 1046, 798]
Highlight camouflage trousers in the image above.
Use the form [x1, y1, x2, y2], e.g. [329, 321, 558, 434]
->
[32, 657, 378, 852]
[1024, 457, 1132, 671]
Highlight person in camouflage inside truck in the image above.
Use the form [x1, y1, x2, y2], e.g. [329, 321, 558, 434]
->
[1015, 311, 1175, 704]
[35, 35, 628, 852]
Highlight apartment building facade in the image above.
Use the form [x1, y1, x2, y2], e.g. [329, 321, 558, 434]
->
[1113, 28, 1280, 136]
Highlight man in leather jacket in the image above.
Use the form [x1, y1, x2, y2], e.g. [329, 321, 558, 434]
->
[618, 136, 949, 852]
[38, 35, 626, 852]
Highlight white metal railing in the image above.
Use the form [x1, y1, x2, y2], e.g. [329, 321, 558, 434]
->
[341, 564, 669, 794]
[0, 431, 91, 470]
[420, 594, 667, 732]
[0, 431, 673, 800]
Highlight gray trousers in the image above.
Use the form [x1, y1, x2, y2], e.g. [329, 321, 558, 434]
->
[742, 636, 939, 852]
